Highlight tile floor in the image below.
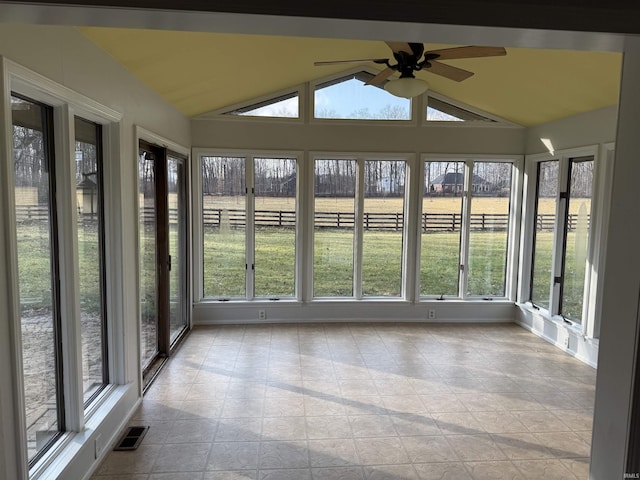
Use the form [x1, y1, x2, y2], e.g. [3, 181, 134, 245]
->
[92, 323, 595, 480]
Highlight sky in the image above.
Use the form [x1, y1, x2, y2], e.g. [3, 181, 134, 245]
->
[240, 76, 462, 121]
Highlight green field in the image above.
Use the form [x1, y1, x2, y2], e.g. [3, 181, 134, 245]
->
[16, 194, 588, 324]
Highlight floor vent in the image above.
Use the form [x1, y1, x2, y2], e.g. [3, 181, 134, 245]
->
[113, 426, 149, 451]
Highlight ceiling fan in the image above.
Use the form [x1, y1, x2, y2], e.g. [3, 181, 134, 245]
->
[314, 42, 507, 98]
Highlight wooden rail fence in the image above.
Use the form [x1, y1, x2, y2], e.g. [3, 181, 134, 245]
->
[15, 205, 590, 232]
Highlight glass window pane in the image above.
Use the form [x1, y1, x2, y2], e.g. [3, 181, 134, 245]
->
[254, 157, 297, 297]
[561, 159, 594, 322]
[12, 94, 62, 462]
[426, 97, 494, 122]
[168, 155, 188, 342]
[530, 160, 558, 308]
[362, 160, 405, 296]
[226, 92, 299, 118]
[314, 159, 356, 296]
[74, 116, 107, 404]
[138, 148, 158, 369]
[314, 73, 411, 120]
[202, 156, 246, 297]
[421, 161, 464, 296]
[467, 162, 513, 297]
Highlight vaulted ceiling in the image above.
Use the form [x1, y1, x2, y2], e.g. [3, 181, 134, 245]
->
[80, 27, 622, 127]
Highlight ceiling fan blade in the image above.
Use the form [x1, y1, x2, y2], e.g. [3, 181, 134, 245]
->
[314, 58, 388, 66]
[426, 46, 507, 60]
[426, 60, 475, 82]
[365, 67, 395, 85]
[386, 41, 413, 54]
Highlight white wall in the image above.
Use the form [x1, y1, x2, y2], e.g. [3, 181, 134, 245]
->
[0, 23, 190, 480]
[192, 118, 525, 154]
[525, 105, 618, 155]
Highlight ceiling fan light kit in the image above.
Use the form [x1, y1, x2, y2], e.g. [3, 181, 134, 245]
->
[384, 76, 429, 98]
[315, 42, 506, 98]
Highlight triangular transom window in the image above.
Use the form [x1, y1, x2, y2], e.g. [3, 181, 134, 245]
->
[223, 92, 299, 118]
[314, 72, 411, 120]
[426, 96, 495, 122]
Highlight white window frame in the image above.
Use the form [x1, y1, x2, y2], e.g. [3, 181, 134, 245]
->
[309, 66, 420, 126]
[518, 144, 608, 337]
[198, 84, 305, 123]
[194, 148, 303, 302]
[309, 152, 416, 301]
[422, 90, 522, 128]
[418, 154, 523, 301]
[2, 57, 124, 479]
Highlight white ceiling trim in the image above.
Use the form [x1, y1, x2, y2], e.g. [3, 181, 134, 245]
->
[0, 3, 626, 52]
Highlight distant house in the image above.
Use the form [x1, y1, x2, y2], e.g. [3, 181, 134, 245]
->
[429, 172, 493, 194]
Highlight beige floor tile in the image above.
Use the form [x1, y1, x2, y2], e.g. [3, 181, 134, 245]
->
[207, 442, 260, 471]
[380, 395, 427, 414]
[215, 418, 262, 442]
[463, 461, 525, 480]
[93, 324, 596, 480]
[150, 472, 205, 479]
[311, 466, 365, 479]
[258, 440, 309, 469]
[261, 417, 307, 440]
[532, 432, 591, 458]
[363, 464, 420, 479]
[413, 462, 472, 480]
[446, 434, 508, 462]
[511, 411, 570, 433]
[513, 459, 577, 479]
[560, 458, 589, 479]
[433, 412, 485, 435]
[97, 445, 162, 475]
[152, 443, 211, 472]
[348, 415, 397, 438]
[203, 471, 257, 479]
[401, 435, 459, 463]
[168, 419, 218, 444]
[309, 438, 360, 467]
[551, 409, 594, 432]
[306, 416, 353, 439]
[471, 412, 528, 434]
[342, 395, 388, 416]
[492, 432, 553, 460]
[354, 437, 410, 465]
[304, 396, 347, 416]
[263, 397, 305, 417]
[259, 468, 312, 479]
[390, 413, 441, 436]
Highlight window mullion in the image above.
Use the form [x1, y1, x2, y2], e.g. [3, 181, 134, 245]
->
[55, 105, 84, 432]
[354, 158, 365, 300]
[551, 157, 570, 316]
[404, 156, 420, 302]
[459, 161, 473, 299]
[246, 157, 255, 301]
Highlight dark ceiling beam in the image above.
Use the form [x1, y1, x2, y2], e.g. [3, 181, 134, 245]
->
[2, 0, 639, 34]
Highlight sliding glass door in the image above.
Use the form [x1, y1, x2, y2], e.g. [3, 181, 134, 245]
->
[138, 140, 189, 383]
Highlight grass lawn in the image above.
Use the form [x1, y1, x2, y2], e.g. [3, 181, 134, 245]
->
[16, 195, 587, 324]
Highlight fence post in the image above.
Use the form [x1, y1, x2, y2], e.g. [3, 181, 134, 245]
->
[337, 212, 341, 228]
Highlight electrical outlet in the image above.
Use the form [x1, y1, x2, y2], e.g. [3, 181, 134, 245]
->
[258, 310, 266, 320]
[564, 336, 570, 348]
[428, 309, 436, 319]
[94, 434, 103, 459]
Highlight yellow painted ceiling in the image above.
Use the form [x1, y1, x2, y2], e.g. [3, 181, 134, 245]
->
[80, 27, 622, 126]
